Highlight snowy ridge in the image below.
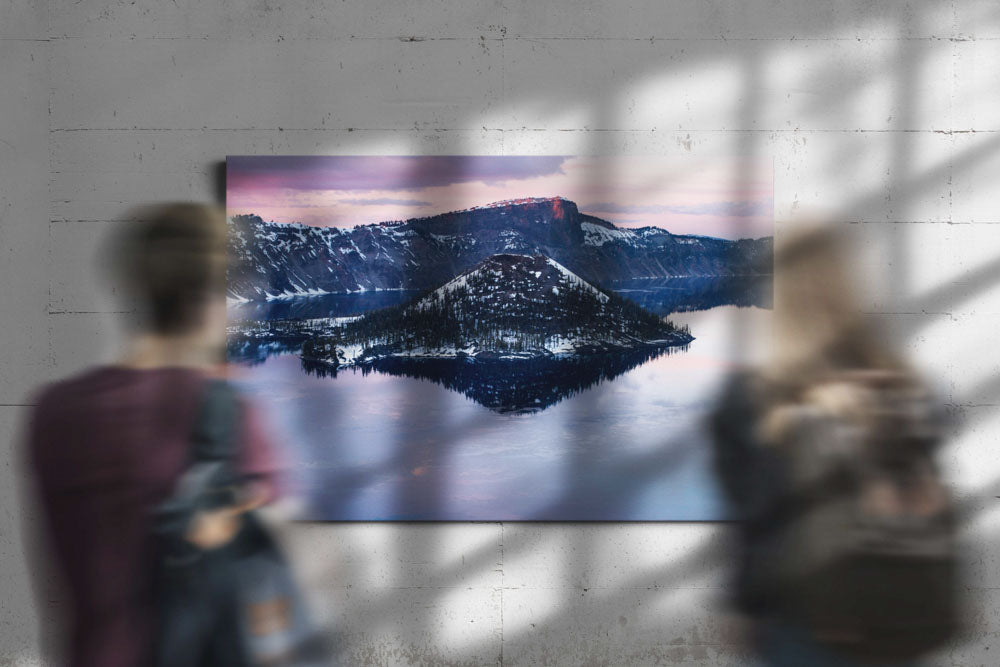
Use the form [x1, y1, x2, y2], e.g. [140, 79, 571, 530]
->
[413, 253, 536, 309]
[264, 286, 332, 301]
[450, 196, 570, 216]
[580, 221, 637, 247]
[544, 257, 610, 303]
[227, 201, 771, 302]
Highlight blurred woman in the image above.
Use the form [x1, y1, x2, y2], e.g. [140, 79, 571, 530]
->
[709, 226, 958, 666]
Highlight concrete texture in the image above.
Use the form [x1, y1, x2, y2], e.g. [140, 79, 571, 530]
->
[3, 1, 1000, 664]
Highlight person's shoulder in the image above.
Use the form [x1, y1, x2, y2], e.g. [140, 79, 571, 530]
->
[30, 366, 110, 412]
[708, 369, 775, 437]
[717, 368, 770, 405]
[31, 365, 191, 415]
[25, 368, 116, 462]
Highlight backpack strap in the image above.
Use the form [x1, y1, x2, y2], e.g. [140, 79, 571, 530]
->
[185, 378, 243, 510]
[189, 379, 240, 462]
[153, 379, 243, 539]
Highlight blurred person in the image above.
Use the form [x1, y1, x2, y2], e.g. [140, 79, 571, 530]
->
[23, 204, 316, 666]
[709, 226, 960, 666]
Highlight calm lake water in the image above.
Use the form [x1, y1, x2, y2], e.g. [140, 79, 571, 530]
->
[230, 277, 771, 520]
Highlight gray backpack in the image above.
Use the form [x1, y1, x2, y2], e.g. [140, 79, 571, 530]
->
[153, 380, 328, 666]
[771, 372, 960, 661]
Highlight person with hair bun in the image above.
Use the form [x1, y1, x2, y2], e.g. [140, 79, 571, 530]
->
[24, 203, 280, 667]
[709, 225, 960, 666]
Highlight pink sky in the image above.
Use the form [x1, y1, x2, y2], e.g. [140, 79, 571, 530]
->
[227, 156, 772, 239]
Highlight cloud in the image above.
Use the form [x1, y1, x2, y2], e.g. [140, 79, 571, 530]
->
[583, 200, 772, 217]
[340, 197, 432, 207]
[228, 156, 570, 193]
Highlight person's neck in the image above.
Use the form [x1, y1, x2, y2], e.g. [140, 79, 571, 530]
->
[120, 332, 218, 370]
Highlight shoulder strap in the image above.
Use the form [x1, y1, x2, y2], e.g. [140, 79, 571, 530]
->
[153, 379, 244, 537]
[178, 379, 243, 510]
[189, 378, 241, 465]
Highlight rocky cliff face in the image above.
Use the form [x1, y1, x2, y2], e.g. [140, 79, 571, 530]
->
[227, 196, 772, 301]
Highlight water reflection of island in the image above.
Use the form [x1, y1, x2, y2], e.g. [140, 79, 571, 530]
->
[301, 345, 688, 414]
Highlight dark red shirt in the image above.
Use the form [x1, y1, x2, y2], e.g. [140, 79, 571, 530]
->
[26, 366, 279, 667]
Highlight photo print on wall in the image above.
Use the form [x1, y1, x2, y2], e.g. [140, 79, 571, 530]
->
[226, 156, 773, 520]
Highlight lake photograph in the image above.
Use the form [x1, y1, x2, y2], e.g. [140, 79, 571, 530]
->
[226, 156, 773, 520]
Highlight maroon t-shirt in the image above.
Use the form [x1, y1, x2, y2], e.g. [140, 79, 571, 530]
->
[26, 366, 279, 667]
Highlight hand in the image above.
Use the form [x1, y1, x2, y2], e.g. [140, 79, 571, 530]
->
[183, 484, 269, 550]
[185, 506, 242, 550]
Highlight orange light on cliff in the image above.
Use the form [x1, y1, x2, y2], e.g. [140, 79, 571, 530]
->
[552, 197, 565, 220]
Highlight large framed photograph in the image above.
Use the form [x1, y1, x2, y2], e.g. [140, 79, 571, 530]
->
[226, 156, 772, 520]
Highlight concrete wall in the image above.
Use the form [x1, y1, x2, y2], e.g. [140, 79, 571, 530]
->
[3, 1, 1000, 664]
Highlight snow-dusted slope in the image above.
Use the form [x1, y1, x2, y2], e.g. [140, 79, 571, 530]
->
[284, 253, 692, 366]
[580, 221, 637, 247]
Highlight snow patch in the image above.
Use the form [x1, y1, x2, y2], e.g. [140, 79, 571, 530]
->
[544, 257, 610, 303]
[264, 286, 331, 301]
[581, 221, 636, 247]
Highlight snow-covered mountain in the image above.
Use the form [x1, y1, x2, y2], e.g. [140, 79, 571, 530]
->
[227, 197, 771, 302]
[317, 252, 692, 364]
[230, 253, 693, 367]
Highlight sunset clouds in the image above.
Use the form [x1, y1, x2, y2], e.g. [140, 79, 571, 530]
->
[227, 155, 772, 239]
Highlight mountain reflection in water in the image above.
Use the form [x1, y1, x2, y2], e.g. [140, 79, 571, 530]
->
[300, 344, 689, 414]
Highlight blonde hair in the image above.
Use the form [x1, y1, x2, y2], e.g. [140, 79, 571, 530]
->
[765, 224, 906, 395]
